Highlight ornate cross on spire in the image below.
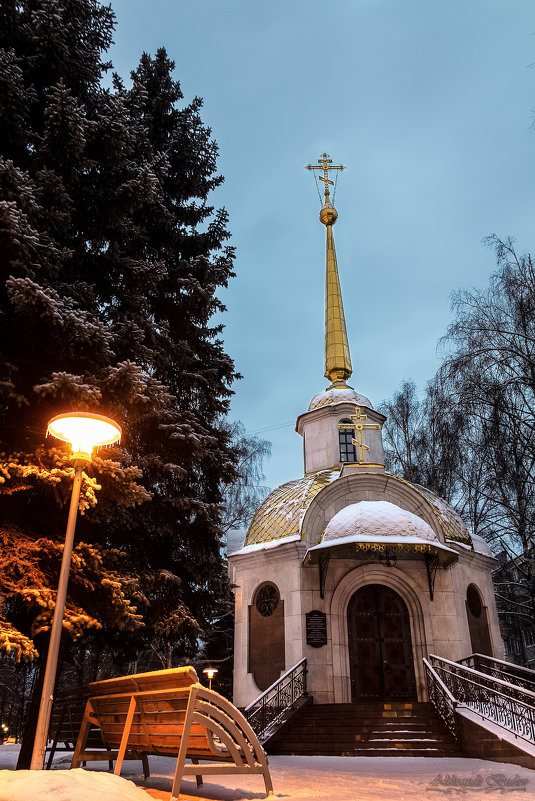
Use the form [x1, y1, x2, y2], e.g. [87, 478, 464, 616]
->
[306, 152, 344, 205]
[350, 407, 382, 463]
[306, 152, 352, 384]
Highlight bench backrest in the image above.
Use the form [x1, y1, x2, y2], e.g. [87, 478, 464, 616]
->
[88, 666, 208, 756]
[86, 671, 266, 769]
[89, 685, 213, 756]
[89, 665, 199, 696]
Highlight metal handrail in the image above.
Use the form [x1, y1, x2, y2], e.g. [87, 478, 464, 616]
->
[423, 657, 458, 741]
[431, 654, 535, 702]
[244, 657, 307, 712]
[430, 654, 535, 745]
[458, 653, 535, 693]
[244, 658, 307, 741]
[461, 653, 535, 677]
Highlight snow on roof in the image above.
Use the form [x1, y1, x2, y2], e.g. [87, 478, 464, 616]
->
[229, 534, 302, 556]
[471, 533, 494, 557]
[226, 527, 247, 555]
[322, 500, 438, 543]
[308, 385, 373, 412]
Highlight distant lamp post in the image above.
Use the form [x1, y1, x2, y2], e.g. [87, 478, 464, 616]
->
[203, 667, 218, 690]
[30, 412, 121, 770]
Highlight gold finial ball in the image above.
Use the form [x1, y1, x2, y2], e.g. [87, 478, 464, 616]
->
[319, 203, 338, 226]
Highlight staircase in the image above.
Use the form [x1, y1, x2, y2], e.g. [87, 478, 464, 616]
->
[425, 653, 535, 768]
[266, 700, 460, 757]
[247, 653, 535, 764]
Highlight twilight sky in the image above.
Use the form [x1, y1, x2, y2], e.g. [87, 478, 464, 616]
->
[108, 0, 535, 493]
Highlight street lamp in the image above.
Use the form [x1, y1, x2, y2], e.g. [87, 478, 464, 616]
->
[203, 667, 218, 690]
[30, 412, 121, 770]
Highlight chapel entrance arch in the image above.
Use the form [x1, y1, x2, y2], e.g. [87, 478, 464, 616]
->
[347, 584, 417, 701]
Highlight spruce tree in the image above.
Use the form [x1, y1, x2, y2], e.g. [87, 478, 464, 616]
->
[0, 0, 239, 763]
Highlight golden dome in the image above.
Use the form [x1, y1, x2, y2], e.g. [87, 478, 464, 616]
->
[243, 470, 472, 549]
[245, 469, 340, 546]
[406, 480, 472, 546]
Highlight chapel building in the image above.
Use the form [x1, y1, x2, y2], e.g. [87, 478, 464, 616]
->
[228, 154, 503, 708]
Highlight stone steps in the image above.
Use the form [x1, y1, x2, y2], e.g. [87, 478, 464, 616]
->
[267, 701, 461, 757]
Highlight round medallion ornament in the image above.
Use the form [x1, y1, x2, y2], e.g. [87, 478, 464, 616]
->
[255, 583, 279, 617]
[377, 548, 398, 568]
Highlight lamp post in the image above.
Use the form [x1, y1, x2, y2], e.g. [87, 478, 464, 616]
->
[202, 667, 218, 690]
[30, 412, 121, 770]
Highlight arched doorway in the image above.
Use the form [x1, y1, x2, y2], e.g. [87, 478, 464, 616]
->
[347, 584, 416, 701]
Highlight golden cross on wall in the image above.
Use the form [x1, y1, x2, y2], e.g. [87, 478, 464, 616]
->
[306, 152, 344, 204]
[350, 407, 382, 463]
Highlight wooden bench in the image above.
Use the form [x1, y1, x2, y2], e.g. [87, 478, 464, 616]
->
[45, 687, 101, 769]
[71, 666, 273, 800]
[46, 686, 149, 774]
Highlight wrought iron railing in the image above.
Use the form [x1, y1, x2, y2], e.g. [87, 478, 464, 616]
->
[423, 657, 458, 740]
[430, 654, 535, 744]
[458, 653, 535, 694]
[244, 658, 307, 742]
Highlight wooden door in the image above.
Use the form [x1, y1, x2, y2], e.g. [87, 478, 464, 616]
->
[347, 584, 416, 701]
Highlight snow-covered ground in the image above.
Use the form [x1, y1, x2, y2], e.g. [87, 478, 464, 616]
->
[0, 764, 148, 801]
[0, 743, 534, 801]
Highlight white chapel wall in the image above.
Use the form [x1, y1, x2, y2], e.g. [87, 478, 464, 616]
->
[229, 540, 305, 708]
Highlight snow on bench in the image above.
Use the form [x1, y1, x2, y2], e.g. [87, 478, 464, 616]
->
[71, 666, 273, 800]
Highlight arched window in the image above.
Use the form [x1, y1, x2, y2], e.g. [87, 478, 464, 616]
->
[466, 584, 493, 656]
[338, 418, 356, 463]
[466, 585, 482, 618]
[249, 582, 285, 690]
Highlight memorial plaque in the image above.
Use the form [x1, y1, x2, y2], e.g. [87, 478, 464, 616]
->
[306, 610, 327, 648]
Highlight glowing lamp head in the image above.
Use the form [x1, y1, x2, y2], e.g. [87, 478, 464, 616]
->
[47, 412, 121, 462]
[203, 667, 218, 681]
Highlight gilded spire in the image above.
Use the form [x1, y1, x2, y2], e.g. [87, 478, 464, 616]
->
[306, 153, 352, 385]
